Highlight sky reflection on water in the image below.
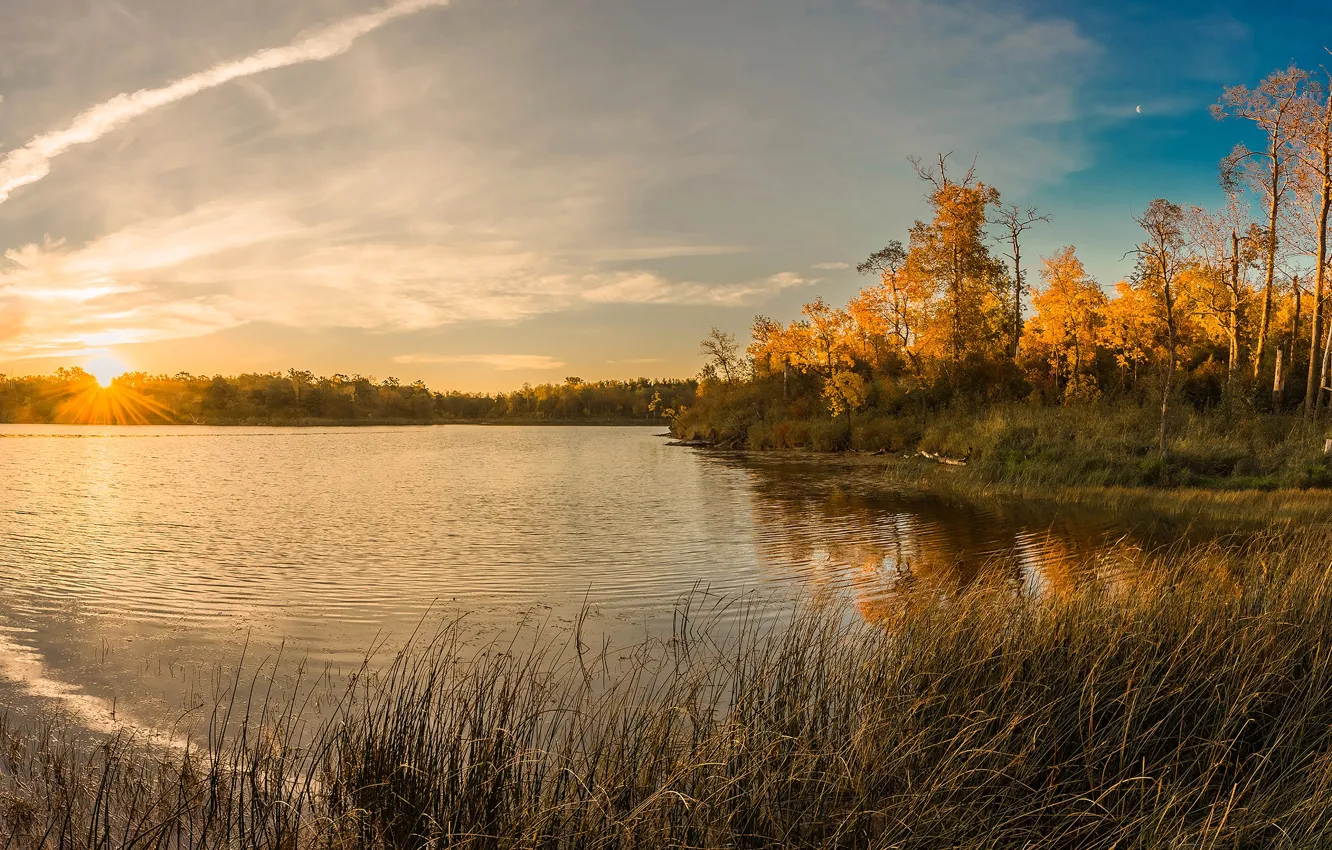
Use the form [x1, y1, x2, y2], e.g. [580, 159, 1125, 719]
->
[0, 425, 1192, 735]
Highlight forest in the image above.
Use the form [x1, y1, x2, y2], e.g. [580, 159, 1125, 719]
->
[0, 369, 695, 426]
[677, 65, 1332, 490]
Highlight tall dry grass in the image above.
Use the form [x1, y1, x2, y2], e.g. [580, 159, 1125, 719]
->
[7, 533, 1332, 847]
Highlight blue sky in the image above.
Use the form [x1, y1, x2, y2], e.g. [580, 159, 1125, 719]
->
[0, 0, 1325, 389]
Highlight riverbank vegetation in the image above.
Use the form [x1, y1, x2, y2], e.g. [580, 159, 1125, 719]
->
[0, 370, 695, 426]
[678, 65, 1332, 489]
[8, 531, 1332, 847]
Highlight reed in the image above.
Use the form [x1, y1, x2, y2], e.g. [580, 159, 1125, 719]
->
[8, 533, 1332, 847]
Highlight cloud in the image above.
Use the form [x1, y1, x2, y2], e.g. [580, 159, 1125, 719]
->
[812, 261, 850, 271]
[0, 0, 1099, 367]
[586, 245, 752, 262]
[393, 353, 566, 370]
[0, 201, 304, 352]
[0, 296, 27, 342]
[0, 201, 815, 355]
[1088, 95, 1199, 121]
[0, 0, 450, 204]
[580, 271, 814, 306]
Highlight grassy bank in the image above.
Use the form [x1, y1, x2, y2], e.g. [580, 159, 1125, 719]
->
[865, 453, 1332, 531]
[677, 399, 1332, 490]
[9, 534, 1332, 847]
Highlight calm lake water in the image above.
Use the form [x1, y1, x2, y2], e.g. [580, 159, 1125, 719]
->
[0, 425, 1184, 736]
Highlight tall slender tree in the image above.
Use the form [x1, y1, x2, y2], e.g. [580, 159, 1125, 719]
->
[1283, 72, 1332, 415]
[1181, 200, 1258, 390]
[1132, 200, 1188, 458]
[992, 203, 1051, 361]
[1214, 65, 1307, 382]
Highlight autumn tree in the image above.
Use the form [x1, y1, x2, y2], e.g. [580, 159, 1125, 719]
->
[844, 288, 889, 369]
[1132, 200, 1189, 456]
[822, 369, 868, 438]
[1214, 65, 1307, 381]
[1025, 247, 1105, 400]
[801, 297, 853, 374]
[1100, 280, 1157, 387]
[856, 240, 929, 372]
[1180, 200, 1260, 388]
[700, 327, 743, 382]
[905, 154, 1006, 371]
[748, 316, 783, 378]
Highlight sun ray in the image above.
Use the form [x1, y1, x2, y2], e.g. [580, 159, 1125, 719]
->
[46, 371, 177, 425]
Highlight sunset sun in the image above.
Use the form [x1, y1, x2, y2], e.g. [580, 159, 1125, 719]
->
[85, 354, 127, 388]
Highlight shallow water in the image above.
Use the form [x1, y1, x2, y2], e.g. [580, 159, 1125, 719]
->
[0, 424, 1190, 734]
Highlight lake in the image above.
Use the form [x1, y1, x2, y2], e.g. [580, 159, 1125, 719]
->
[0, 424, 1182, 737]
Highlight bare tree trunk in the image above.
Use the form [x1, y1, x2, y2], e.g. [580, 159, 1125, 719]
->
[1159, 360, 1172, 458]
[1253, 168, 1281, 380]
[994, 205, 1049, 362]
[1011, 242, 1022, 360]
[1275, 346, 1286, 400]
[1160, 292, 1177, 459]
[1229, 231, 1242, 388]
[1309, 169, 1331, 415]
[1229, 324, 1240, 384]
[1072, 336, 1081, 393]
[1292, 282, 1301, 393]
[1321, 320, 1332, 409]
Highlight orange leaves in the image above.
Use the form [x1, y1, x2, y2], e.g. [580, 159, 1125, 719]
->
[1100, 280, 1159, 372]
[802, 297, 855, 372]
[1026, 247, 1106, 397]
[904, 177, 1007, 364]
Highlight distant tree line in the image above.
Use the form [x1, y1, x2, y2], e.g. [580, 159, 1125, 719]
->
[0, 368, 696, 425]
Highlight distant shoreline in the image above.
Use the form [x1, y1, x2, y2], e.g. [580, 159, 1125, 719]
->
[0, 418, 671, 428]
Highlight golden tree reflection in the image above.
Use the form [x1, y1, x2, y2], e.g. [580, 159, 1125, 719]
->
[729, 457, 1157, 628]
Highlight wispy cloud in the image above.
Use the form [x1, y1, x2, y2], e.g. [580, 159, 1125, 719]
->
[574, 244, 753, 262]
[812, 261, 850, 271]
[1088, 96, 1200, 121]
[393, 353, 567, 371]
[0, 0, 450, 204]
[580, 271, 815, 306]
[0, 201, 814, 355]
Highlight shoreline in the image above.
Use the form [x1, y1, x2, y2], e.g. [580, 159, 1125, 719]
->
[677, 444, 1332, 527]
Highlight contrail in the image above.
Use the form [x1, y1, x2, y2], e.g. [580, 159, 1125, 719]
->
[0, 0, 449, 204]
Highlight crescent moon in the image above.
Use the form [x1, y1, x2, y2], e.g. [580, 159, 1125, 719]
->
[1136, 105, 1142, 114]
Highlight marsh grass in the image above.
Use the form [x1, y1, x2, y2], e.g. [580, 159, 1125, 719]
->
[689, 400, 1332, 491]
[10, 534, 1332, 847]
[918, 403, 1332, 490]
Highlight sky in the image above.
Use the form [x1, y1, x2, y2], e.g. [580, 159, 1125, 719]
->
[0, 0, 1329, 391]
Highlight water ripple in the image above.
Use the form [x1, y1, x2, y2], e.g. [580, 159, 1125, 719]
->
[0, 425, 1178, 731]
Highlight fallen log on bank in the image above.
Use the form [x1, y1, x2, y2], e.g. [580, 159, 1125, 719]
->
[917, 449, 968, 467]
